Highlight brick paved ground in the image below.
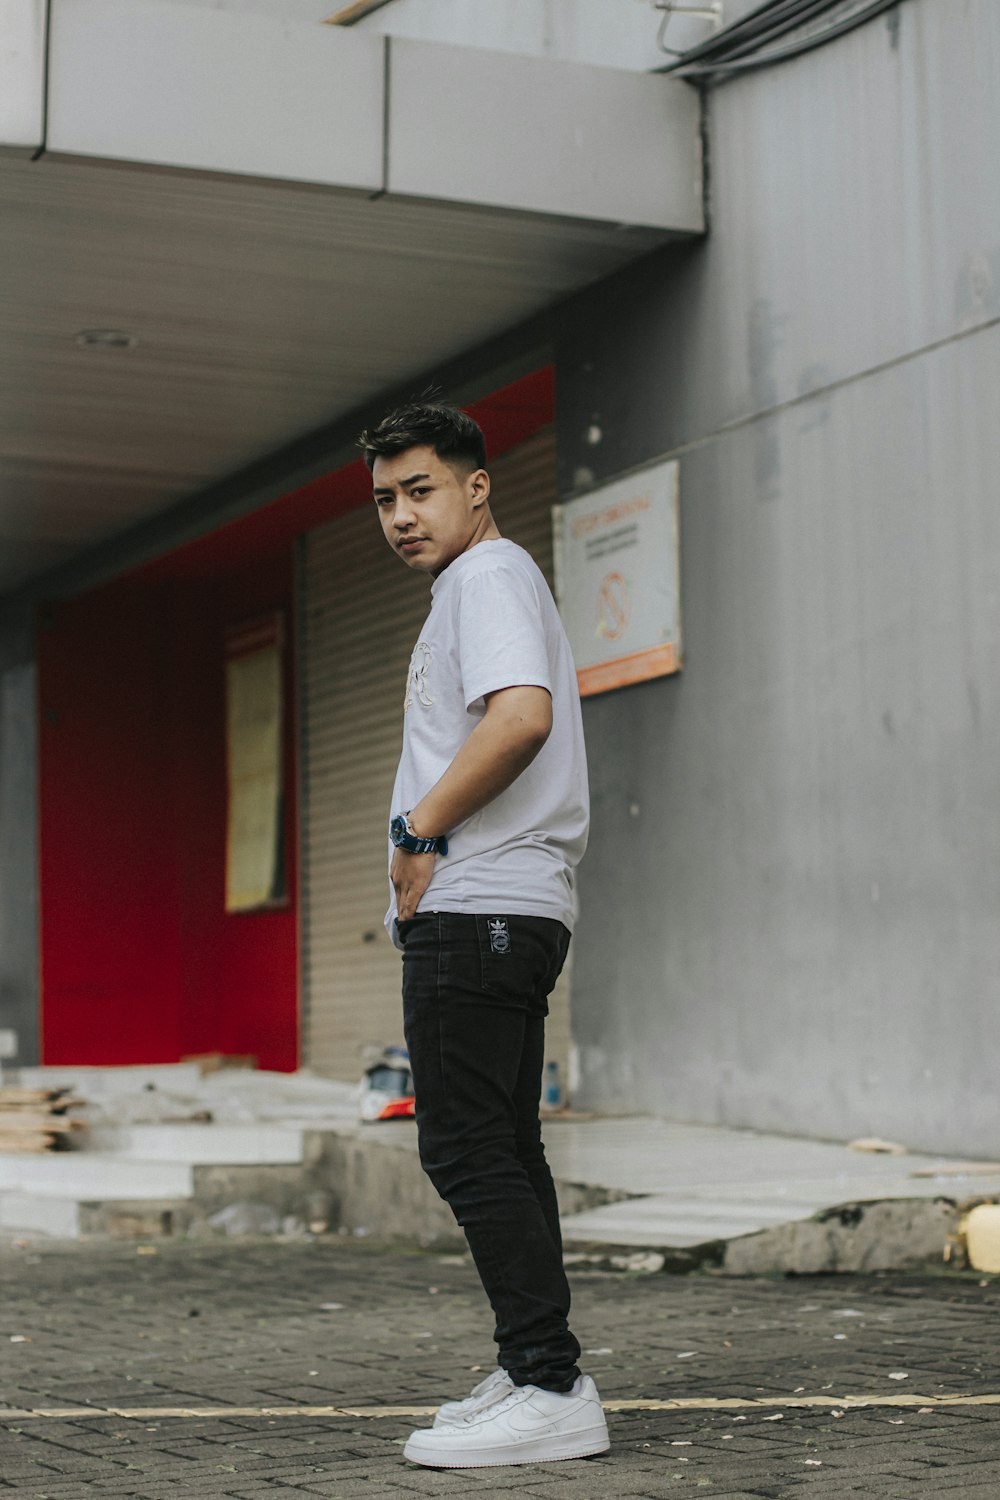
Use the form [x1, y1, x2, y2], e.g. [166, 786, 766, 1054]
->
[1, 1237, 999, 1498]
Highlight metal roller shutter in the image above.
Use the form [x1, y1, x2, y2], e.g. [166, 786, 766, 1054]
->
[299, 426, 571, 1087]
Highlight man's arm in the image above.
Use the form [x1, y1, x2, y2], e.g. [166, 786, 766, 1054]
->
[391, 684, 552, 922]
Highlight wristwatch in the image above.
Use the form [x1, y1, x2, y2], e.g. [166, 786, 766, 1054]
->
[390, 811, 449, 856]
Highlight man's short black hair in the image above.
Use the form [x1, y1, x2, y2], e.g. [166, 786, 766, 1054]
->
[359, 401, 487, 474]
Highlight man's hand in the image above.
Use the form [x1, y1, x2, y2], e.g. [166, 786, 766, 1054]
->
[391, 847, 436, 922]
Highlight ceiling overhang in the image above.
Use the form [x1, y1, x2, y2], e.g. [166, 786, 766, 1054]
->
[1, 0, 703, 598]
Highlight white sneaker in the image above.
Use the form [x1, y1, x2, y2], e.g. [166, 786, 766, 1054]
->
[434, 1367, 514, 1427]
[404, 1375, 610, 1468]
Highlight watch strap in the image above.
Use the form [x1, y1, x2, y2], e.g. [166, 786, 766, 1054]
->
[391, 813, 449, 857]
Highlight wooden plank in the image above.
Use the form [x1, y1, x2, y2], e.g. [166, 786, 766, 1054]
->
[0, 1087, 72, 1104]
[0, 1133, 59, 1152]
[0, 1101, 84, 1115]
[0, 1112, 79, 1131]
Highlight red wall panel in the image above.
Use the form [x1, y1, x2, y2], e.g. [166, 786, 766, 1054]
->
[38, 585, 183, 1063]
[38, 560, 299, 1070]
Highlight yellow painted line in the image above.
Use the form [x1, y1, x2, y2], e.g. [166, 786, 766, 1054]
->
[3, 1394, 1000, 1421]
[611, 1395, 1000, 1411]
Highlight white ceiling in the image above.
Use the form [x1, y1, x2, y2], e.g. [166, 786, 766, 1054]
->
[0, 151, 670, 597]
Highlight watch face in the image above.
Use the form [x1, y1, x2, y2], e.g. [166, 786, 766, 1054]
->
[390, 815, 406, 845]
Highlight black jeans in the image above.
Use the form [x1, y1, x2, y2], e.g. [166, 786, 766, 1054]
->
[398, 911, 581, 1392]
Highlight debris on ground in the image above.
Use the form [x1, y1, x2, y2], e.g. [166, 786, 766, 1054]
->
[963, 1203, 1000, 1273]
[563, 1248, 667, 1274]
[180, 1053, 257, 1075]
[848, 1137, 907, 1154]
[206, 1202, 282, 1237]
[358, 1045, 415, 1122]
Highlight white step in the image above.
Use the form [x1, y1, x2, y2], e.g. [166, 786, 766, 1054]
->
[0, 1152, 193, 1199]
[561, 1194, 818, 1248]
[15, 1063, 206, 1096]
[0, 1193, 81, 1237]
[84, 1123, 305, 1164]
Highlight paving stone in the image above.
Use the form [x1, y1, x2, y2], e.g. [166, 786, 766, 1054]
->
[2, 1239, 1000, 1495]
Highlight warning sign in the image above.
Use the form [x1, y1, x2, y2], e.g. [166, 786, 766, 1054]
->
[553, 460, 681, 697]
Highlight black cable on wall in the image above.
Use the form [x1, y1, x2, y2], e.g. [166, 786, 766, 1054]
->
[658, 0, 906, 80]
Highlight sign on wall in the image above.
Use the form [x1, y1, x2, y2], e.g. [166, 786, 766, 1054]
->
[553, 459, 681, 696]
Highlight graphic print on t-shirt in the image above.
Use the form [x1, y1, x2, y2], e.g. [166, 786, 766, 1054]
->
[404, 641, 434, 712]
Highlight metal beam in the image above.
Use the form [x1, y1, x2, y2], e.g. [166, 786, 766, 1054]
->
[323, 0, 397, 25]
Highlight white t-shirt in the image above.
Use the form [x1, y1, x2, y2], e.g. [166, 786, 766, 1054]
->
[386, 538, 589, 945]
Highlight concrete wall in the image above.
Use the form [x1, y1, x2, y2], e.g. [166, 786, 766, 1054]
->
[0, 607, 39, 1065]
[556, 0, 1000, 1156]
[349, 0, 702, 70]
[154, 0, 736, 71]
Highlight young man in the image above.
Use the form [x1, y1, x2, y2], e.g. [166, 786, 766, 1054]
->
[359, 401, 608, 1469]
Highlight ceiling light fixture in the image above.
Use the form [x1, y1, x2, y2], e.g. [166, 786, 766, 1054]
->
[75, 329, 139, 350]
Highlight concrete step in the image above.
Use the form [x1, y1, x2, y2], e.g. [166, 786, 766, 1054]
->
[4, 1067, 997, 1275]
[13, 1063, 207, 1096]
[0, 1129, 307, 1236]
[0, 1193, 82, 1237]
[561, 1194, 818, 1248]
[0, 1152, 194, 1199]
[84, 1123, 306, 1164]
[0, 1122, 626, 1245]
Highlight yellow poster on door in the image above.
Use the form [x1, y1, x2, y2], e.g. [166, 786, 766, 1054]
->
[224, 614, 285, 913]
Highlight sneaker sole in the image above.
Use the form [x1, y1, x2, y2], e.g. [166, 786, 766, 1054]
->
[403, 1425, 610, 1468]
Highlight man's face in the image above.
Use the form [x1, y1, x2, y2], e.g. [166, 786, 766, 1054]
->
[372, 445, 490, 577]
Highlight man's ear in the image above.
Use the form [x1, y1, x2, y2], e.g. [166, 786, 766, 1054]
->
[468, 468, 491, 509]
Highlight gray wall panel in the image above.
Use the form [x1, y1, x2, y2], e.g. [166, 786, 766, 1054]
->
[0, 608, 39, 1066]
[557, 0, 1000, 1154]
[388, 39, 703, 231]
[48, 0, 385, 188]
[0, 0, 46, 152]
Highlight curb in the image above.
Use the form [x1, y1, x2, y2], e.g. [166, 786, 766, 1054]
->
[565, 1194, 1000, 1277]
